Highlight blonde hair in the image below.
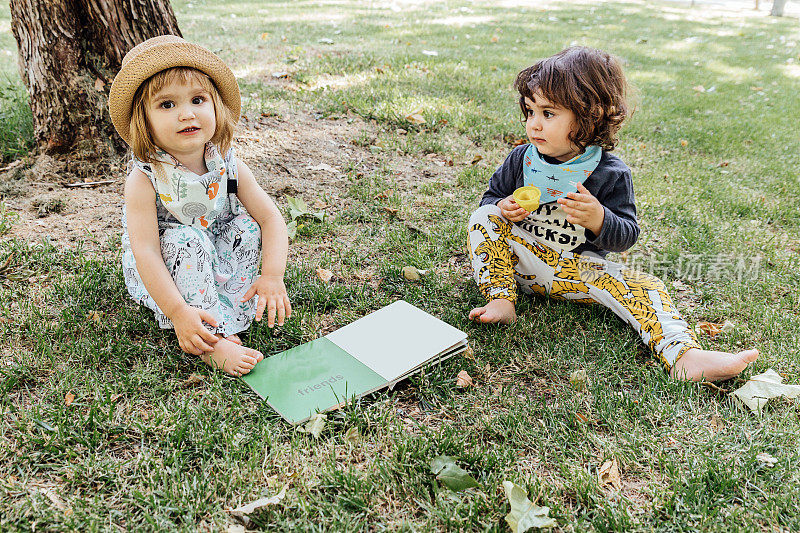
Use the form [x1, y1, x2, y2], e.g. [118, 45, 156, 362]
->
[129, 67, 235, 162]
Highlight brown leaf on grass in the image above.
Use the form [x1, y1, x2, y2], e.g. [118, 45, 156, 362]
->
[470, 155, 483, 165]
[718, 161, 729, 167]
[382, 206, 398, 216]
[64, 392, 75, 406]
[315, 267, 333, 283]
[456, 370, 473, 388]
[463, 345, 475, 360]
[404, 107, 426, 124]
[575, 412, 589, 423]
[181, 373, 204, 388]
[89, 311, 101, 324]
[598, 458, 622, 490]
[696, 321, 723, 338]
[94, 78, 105, 91]
[680, 139, 688, 147]
[311, 199, 328, 209]
[260, 32, 269, 40]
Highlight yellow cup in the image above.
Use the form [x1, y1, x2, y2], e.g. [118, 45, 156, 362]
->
[513, 186, 541, 212]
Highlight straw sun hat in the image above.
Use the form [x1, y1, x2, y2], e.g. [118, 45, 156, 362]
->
[108, 35, 241, 145]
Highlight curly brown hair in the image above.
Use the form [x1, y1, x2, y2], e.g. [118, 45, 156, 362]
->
[514, 47, 629, 152]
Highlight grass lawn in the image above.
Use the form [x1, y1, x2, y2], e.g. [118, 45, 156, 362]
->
[2, 0, 800, 530]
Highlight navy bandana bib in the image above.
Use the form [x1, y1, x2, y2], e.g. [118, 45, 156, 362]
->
[522, 144, 602, 204]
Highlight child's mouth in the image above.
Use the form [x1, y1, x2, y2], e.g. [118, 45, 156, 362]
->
[179, 127, 200, 134]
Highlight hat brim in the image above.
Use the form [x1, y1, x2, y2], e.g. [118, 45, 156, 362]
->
[109, 39, 241, 146]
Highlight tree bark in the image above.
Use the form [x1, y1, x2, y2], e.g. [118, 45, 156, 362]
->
[9, 0, 181, 161]
[770, 0, 788, 15]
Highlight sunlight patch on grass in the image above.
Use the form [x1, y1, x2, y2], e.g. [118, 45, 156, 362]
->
[428, 15, 495, 26]
[308, 71, 378, 91]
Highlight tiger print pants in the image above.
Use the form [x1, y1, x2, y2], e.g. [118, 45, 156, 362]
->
[468, 204, 700, 370]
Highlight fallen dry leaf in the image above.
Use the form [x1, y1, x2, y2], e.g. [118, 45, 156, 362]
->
[756, 452, 778, 467]
[64, 392, 75, 406]
[402, 266, 427, 281]
[229, 485, 287, 517]
[463, 345, 475, 360]
[315, 267, 333, 283]
[94, 78, 105, 91]
[696, 321, 724, 339]
[471, 154, 483, 165]
[569, 370, 588, 391]
[730, 368, 800, 412]
[680, 139, 689, 147]
[456, 370, 473, 388]
[304, 413, 327, 438]
[260, 32, 269, 40]
[89, 311, 101, 324]
[311, 199, 328, 209]
[598, 458, 622, 490]
[404, 107, 426, 124]
[181, 373, 204, 388]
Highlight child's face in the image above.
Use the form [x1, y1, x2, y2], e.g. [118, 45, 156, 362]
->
[145, 77, 216, 158]
[523, 93, 580, 162]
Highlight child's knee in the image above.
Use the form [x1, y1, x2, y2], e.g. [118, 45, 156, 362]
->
[468, 203, 503, 226]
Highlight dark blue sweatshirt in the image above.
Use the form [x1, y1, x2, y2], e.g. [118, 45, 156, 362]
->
[479, 144, 639, 257]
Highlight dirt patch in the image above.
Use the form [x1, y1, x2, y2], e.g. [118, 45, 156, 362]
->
[0, 111, 457, 256]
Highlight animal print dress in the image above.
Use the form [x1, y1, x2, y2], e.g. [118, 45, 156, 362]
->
[121, 144, 262, 336]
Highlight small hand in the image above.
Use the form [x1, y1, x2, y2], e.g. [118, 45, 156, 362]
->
[498, 195, 530, 222]
[172, 305, 219, 355]
[556, 183, 605, 235]
[242, 275, 292, 328]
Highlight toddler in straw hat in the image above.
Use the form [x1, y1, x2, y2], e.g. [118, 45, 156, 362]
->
[110, 36, 291, 377]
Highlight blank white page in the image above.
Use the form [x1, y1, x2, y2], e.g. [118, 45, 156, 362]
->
[325, 300, 468, 381]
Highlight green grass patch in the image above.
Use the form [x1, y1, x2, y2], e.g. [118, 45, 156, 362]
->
[2, 0, 800, 531]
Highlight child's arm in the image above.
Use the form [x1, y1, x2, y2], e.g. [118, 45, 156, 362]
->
[557, 175, 639, 252]
[234, 161, 292, 328]
[124, 170, 220, 354]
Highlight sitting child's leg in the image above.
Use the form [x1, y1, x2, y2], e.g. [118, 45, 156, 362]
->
[214, 213, 262, 332]
[162, 224, 263, 376]
[468, 205, 519, 324]
[564, 258, 758, 381]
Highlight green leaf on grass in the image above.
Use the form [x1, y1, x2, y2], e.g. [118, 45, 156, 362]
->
[286, 220, 297, 240]
[286, 196, 309, 221]
[429, 455, 479, 491]
[502, 481, 556, 532]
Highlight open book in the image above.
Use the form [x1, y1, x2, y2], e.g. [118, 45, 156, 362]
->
[241, 300, 469, 424]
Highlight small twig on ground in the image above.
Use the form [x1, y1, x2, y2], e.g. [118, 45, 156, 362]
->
[64, 180, 115, 188]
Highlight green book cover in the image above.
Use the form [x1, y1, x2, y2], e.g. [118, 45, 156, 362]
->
[241, 301, 468, 424]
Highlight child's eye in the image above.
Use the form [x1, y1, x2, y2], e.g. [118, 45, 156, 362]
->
[526, 108, 535, 117]
[543, 110, 554, 118]
[192, 96, 205, 105]
[159, 101, 174, 109]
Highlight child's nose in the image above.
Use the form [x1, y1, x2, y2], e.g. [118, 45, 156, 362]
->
[179, 106, 196, 120]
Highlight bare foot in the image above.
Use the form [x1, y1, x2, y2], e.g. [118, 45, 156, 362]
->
[468, 298, 517, 324]
[226, 334, 242, 345]
[670, 348, 759, 382]
[201, 337, 263, 377]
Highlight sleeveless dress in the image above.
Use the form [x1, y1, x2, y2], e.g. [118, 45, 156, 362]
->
[121, 143, 262, 336]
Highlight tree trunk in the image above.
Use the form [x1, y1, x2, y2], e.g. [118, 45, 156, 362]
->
[9, 0, 181, 163]
[771, 0, 788, 15]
